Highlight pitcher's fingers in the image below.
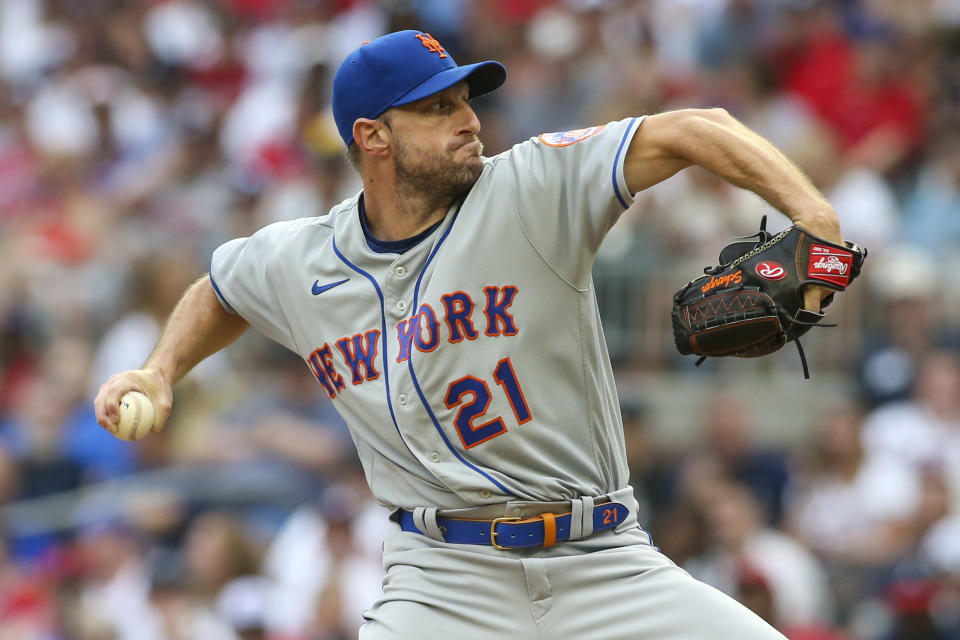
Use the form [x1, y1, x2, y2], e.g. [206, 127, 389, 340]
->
[94, 385, 119, 430]
[802, 286, 825, 313]
[150, 394, 172, 433]
[96, 377, 137, 428]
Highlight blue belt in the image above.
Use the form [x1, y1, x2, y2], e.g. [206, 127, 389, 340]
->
[398, 501, 629, 550]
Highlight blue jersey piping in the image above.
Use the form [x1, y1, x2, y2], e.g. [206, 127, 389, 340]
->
[331, 236, 418, 462]
[332, 208, 513, 496]
[408, 201, 514, 495]
[208, 270, 237, 314]
[612, 117, 638, 210]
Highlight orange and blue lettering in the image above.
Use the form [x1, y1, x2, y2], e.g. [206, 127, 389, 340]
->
[335, 329, 381, 385]
[396, 317, 419, 363]
[413, 304, 440, 353]
[444, 375, 507, 448]
[493, 357, 531, 424]
[307, 344, 345, 399]
[483, 285, 518, 337]
[441, 291, 478, 343]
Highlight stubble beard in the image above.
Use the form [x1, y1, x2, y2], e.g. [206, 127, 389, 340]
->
[393, 136, 484, 204]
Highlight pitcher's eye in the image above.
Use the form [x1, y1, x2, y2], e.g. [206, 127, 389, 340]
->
[430, 100, 452, 114]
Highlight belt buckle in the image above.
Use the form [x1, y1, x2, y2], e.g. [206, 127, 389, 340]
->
[490, 516, 522, 550]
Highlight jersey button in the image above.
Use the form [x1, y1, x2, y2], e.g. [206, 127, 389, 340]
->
[479, 489, 492, 499]
[396, 299, 407, 312]
[430, 452, 441, 463]
[395, 266, 407, 277]
[398, 393, 408, 405]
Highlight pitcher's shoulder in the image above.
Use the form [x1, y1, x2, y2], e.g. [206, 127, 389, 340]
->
[266, 194, 360, 243]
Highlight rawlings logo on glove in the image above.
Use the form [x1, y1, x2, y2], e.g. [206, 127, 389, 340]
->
[756, 261, 786, 280]
[808, 246, 853, 286]
[671, 216, 867, 378]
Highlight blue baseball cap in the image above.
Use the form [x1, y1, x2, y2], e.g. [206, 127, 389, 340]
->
[332, 30, 506, 147]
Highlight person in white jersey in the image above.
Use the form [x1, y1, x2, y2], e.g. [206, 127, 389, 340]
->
[96, 30, 845, 639]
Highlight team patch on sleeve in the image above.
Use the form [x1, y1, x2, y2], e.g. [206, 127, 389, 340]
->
[538, 125, 606, 147]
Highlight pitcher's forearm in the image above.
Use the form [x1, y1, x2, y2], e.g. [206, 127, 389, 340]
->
[690, 111, 839, 239]
[145, 277, 250, 385]
[626, 109, 842, 244]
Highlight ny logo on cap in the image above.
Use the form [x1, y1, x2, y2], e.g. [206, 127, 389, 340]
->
[416, 33, 447, 58]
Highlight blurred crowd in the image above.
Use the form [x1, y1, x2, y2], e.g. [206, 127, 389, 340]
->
[0, 0, 959, 638]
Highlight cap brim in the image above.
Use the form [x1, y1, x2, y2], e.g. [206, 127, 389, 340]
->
[392, 60, 506, 108]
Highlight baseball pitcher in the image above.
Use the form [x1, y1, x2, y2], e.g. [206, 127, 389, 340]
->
[96, 30, 856, 639]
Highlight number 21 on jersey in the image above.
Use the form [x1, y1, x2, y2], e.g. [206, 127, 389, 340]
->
[444, 357, 532, 448]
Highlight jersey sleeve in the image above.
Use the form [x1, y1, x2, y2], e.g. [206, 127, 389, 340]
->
[503, 117, 644, 287]
[209, 221, 298, 352]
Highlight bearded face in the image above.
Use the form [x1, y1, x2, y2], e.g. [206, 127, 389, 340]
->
[390, 125, 485, 201]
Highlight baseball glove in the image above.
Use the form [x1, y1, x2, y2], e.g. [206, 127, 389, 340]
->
[671, 216, 867, 378]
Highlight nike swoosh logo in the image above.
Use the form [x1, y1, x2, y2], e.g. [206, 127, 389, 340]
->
[312, 278, 349, 295]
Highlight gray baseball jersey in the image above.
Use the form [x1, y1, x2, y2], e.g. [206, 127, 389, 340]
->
[210, 117, 644, 512]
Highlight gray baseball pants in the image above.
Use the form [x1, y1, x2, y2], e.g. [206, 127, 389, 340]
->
[360, 525, 786, 639]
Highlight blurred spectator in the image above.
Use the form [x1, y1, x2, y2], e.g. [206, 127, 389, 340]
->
[686, 480, 835, 631]
[920, 481, 960, 579]
[215, 575, 271, 640]
[694, 0, 773, 74]
[909, 470, 955, 567]
[0, 535, 60, 639]
[739, 59, 822, 162]
[143, 1, 225, 71]
[786, 402, 920, 617]
[1, 335, 140, 491]
[641, 166, 771, 265]
[262, 476, 389, 639]
[0, 0, 74, 85]
[862, 350, 960, 507]
[0, 277, 39, 419]
[682, 391, 791, 525]
[181, 511, 263, 606]
[621, 400, 678, 528]
[148, 545, 241, 640]
[775, 3, 927, 173]
[789, 401, 922, 558]
[879, 578, 957, 640]
[180, 344, 351, 495]
[736, 562, 848, 640]
[87, 248, 227, 399]
[854, 249, 959, 408]
[74, 523, 164, 640]
[902, 132, 960, 258]
[0, 375, 83, 501]
[648, 0, 727, 79]
[789, 124, 899, 256]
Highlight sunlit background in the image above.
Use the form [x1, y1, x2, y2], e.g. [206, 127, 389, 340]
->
[1, 0, 959, 638]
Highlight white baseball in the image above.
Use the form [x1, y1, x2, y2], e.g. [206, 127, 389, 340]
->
[116, 391, 155, 441]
